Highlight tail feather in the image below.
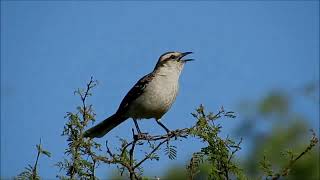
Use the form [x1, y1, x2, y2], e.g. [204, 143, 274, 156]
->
[83, 114, 127, 138]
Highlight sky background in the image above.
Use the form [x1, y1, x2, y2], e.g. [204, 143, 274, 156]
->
[1, 1, 319, 179]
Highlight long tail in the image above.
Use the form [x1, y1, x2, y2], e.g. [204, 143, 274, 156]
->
[83, 114, 127, 138]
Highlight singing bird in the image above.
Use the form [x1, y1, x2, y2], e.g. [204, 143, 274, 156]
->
[84, 51, 194, 138]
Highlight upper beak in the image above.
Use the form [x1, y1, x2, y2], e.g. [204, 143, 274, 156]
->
[180, 52, 194, 62]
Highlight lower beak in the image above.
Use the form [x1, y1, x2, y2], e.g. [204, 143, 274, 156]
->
[182, 59, 195, 62]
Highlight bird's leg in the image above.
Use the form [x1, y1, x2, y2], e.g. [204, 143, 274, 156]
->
[155, 119, 170, 134]
[133, 119, 147, 138]
[133, 119, 141, 134]
[156, 119, 179, 140]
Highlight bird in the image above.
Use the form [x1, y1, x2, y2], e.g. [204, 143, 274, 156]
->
[83, 51, 194, 138]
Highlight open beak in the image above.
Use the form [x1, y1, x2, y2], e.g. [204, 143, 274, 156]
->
[180, 52, 194, 62]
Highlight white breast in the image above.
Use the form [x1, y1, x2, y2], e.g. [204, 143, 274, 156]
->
[127, 66, 181, 120]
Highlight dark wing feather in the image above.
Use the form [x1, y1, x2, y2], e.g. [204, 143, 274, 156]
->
[115, 72, 155, 115]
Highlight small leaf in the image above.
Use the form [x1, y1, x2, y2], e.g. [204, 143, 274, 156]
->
[41, 149, 51, 157]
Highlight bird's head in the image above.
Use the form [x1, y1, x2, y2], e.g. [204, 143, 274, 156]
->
[154, 51, 194, 71]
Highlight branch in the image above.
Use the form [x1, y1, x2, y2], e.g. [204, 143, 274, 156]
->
[91, 105, 237, 180]
[32, 139, 42, 179]
[134, 139, 167, 170]
[271, 130, 319, 180]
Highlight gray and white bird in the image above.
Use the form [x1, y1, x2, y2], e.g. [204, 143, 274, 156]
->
[84, 51, 194, 138]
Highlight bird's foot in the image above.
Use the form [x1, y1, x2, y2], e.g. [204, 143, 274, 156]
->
[164, 130, 176, 140]
[135, 132, 149, 139]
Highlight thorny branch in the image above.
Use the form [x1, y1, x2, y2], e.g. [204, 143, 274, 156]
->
[78, 76, 98, 126]
[86, 106, 236, 180]
[228, 137, 243, 164]
[133, 137, 167, 169]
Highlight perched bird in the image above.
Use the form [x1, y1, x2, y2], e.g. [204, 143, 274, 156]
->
[84, 51, 194, 138]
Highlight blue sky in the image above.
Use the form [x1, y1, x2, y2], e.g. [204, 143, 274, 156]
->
[1, 1, 319, 179]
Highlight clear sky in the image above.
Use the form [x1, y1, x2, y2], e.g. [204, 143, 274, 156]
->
[1, 1, 319, 179]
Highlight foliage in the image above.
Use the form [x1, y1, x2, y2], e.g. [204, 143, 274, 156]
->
[56, 77, 101, 180]
[238, 85, 320, 180]
[15, 139, 51, 180]
[258, 91, 289, 116]
[259, 130, 319, 180]
[187, 105, 244, 180]
[15, 79, 319, 180]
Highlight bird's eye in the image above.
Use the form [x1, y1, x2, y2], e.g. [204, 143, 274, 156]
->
[170, 55, 175, 59]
